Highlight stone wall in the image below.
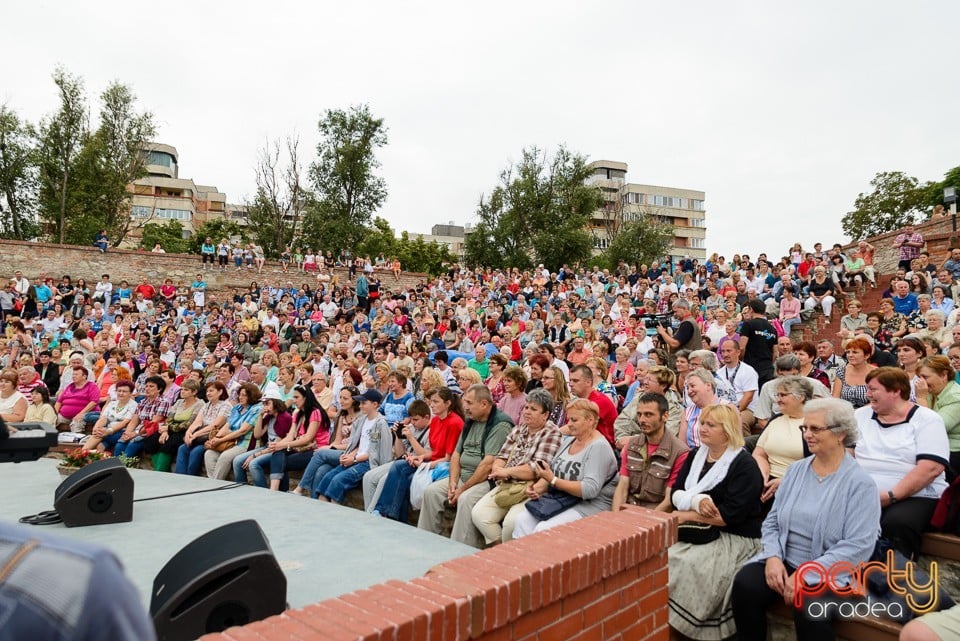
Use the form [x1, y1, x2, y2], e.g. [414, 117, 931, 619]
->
[841, 215, 960, 274]
[0, 239, 430, 297]
[199, 506, 676, 641]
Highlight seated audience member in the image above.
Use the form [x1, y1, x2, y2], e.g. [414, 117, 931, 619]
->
[315, 390, 392, 504]
[54, 366, 100, 432]
[142, 379, 204, 471]
[666, 404, 763, 641]
[512, 398, 618, 539]
[262, 385, 329, 491]
[612, 392, 689, 512]
[418, 384, 513, 548]
[175, 381, 232, 476]
[373, 389, 464, 521]
[915, 355, 960, 482]
[83, 380, 137, 453]
[293, 386, 360, 497]
[732, 398, 880, 641]
[233, 395, 293, 487]
[900, 604, 960, 641]
[204, 382, 262, 480]
[24, 385, 57, 425]
[855, 367, 950, 559]
[753, 376, 814, 505]
[471, 389, 563, 544]
[114, 375, 171, 459]
[0, 369, 27, 425]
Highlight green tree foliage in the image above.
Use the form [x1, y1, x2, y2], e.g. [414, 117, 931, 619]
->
[923, 166, 960, 210]
[301, 104, 388, 252]
[841, 171, 932, 239]
[246, 136, 307, 257]
[600, 210, 674, 270]
[356, 216, 398, 259]
[141, 220, 190, 253]
[87, 81, 156, 245]
[188, 219, 248, 254]
[464, 146, 601, 271]
[0, 105, 40, 239]
[396, 231, 455, 276]
[36, 66, 88, 244]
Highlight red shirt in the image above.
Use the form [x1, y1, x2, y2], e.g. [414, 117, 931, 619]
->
[428, 412, 464, 461]
[135, 283, 156, 300]
[589, 390, 617, 447]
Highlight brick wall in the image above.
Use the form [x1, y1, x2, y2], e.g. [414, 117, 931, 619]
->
[199, 506, 676, 641]
[841, 215, 960, 274]
[0, 239, 429, 296]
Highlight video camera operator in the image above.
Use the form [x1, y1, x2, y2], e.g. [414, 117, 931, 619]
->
[655, 300, 702, 352]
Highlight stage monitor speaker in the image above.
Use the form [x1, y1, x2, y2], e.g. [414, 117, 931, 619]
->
[150, 519, 286, 641]
[53, 457, 133, 527]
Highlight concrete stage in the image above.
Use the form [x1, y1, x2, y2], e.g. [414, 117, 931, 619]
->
[2, 458, 474, 608]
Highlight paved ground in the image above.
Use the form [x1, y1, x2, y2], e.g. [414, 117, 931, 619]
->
[3, 458, 474, 607]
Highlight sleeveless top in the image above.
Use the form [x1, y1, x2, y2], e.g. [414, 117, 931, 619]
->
[835, 363, 868, 408]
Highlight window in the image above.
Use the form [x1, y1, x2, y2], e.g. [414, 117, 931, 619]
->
[690, 218, 705, 228]
[131, 206, 191, 221]
[691, 199, 705, 211]
[625, 192, 644, 205]
[146, 151, 177, 170]
[690, 238, 705, 249]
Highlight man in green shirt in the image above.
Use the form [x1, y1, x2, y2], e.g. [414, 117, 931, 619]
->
[467, 345, 490, 379]
[417, 384, 512, 548]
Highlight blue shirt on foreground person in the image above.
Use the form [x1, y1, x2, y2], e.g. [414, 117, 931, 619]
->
[0, 521, 155, 641]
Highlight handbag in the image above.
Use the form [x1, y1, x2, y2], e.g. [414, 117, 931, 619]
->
[677, 521, 720, 545]
[409, 463, 433, 510]
[493, 481, 531, 508]
[524, 489, 580, 521]
[141, 419, 160, 437]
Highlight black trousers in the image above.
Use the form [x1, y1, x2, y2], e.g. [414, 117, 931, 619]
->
[731, 561, 836, 641]
[881, 497, 939, 560]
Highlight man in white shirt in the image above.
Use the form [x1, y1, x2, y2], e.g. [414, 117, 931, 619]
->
[319, 294, 339, 323]
[250, 364, 281, 399]
[719, 340, 759, 435]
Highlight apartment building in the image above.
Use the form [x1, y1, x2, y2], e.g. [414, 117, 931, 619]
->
[125, 143, 244, 245]
[586, 160, 707, 263]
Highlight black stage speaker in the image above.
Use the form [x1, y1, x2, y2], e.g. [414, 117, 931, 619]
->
[150, 519, 286, 641]
[53, 457, 133, 527]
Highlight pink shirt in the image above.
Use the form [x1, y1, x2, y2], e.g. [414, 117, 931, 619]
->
[779, 297, 801, 321]
[57, 381, 100, 419]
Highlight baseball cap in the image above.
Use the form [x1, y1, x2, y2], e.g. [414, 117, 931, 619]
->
[352, 389, 383, 404]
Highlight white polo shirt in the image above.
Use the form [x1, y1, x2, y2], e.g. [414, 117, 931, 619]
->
[854, 405, 949, 500]
[719, 361, 760, 413]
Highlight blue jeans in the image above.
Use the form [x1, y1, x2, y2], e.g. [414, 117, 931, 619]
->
[101, 429, 125, 453]
[316, 462, 370, 503]
[269, 449, 314, 482]
[175, 443, 206, 475]
[299, 449, 342, 497]
[374, 459, 419, 521]
[115, 435, 145, 458]
[781, 317, 801, 338]
[233, 448, 273, 487]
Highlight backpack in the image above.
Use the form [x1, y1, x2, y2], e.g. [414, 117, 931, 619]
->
[931, 474, 960, 536]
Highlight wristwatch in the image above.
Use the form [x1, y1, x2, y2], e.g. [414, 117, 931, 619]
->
[887, 490, 897, 504]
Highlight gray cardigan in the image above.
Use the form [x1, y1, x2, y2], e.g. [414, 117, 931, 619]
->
[344, 414, 393, 468]
[753, 454, 880, 583]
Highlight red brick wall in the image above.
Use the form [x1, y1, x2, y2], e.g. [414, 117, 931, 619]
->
[199, 506, 676, 641]
[841, 215, 960, 274]
[0, 239, 429, 296]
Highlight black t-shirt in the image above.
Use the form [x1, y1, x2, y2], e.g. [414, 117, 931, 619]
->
[739, 318, 776, 378]
[673, 319, 695, 347]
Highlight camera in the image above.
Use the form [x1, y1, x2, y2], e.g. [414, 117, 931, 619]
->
[640, 313, 673, 330]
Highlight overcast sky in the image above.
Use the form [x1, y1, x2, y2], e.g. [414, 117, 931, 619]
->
[4, 1, 958, 260]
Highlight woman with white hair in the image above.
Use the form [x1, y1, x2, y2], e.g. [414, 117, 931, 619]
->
[731, 397, 880, 641]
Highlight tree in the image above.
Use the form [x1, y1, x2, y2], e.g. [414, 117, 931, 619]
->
[188, 219, 248, 254]
[396, 231, 455, 276]
[301, 104, 388, 251]
[0, 105, 40, 239]
[841, 171, 932, 239]
[356, 216, 398, 259]
[36, 66, 88, 244]
[600, 209, 674, 270]
[463, 146, 601, 271]
[924, 165, 960, 211]
[87, 81, 156, 246]
[141, 220, 190, 253]
[247, 136, 308, 257]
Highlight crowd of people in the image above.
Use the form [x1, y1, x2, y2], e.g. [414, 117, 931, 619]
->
[3, 228, 960, 641]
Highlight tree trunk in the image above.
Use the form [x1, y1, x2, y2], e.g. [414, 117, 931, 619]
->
[58, 167, 69, 244]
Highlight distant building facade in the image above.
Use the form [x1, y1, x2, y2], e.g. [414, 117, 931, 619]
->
[586, 160, 707, 263]
[408, 222, 468, 258]
[125, 143, 244, 246]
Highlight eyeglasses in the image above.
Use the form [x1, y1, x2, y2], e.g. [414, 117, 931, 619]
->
[798, 424, 834, 434]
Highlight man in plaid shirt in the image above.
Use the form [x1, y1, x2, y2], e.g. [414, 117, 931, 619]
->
[893, 224, 924, 271]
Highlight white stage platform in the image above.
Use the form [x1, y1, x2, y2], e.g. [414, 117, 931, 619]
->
[2, 458, 474, 608]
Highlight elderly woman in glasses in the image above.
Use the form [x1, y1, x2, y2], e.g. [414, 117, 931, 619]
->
[753, 376, 815, 505]
[732, 398, 880, 641]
